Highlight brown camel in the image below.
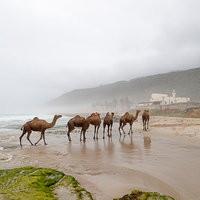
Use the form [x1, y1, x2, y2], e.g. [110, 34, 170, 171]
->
[66, 115, 86, 141]
[103, 112, 114, 139]
[82, 112, 101, 141]
[118, 110, 141, 135]
[19, 115, 62, 146]
[142, 110, 150, 131]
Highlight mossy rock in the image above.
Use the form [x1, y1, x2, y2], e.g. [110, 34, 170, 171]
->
[0, 166, 93, 200]
[113, 190, 175, 200]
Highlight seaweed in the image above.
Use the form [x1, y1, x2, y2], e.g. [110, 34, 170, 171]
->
[0, 166, 93, 200]
[113, 190, 175, 200]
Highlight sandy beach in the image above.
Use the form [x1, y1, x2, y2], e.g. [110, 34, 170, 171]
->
[1, 115, 200, 200]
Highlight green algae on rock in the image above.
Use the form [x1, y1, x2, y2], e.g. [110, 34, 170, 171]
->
[0, 166, 93, 200]
[113, 190, 175, 200]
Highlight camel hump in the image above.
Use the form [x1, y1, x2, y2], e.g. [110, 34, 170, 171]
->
[33, 117, 39, 120]
[90, 113, 96, 117]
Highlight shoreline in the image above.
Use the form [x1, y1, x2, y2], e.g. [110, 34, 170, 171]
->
[1, 115, 200, 199]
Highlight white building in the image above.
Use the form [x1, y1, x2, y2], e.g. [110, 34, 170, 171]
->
[150, 90, 190, 105]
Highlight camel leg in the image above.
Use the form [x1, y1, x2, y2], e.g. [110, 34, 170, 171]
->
[19, 129, 27, 146]
[93, 126, 96, 140]
[130, 123, 133, 134]
[96, 125, 100, 140]
[80, 129, 82, 141]
[103, 122, 106, 139]
[67, 125, 74, 141]
[42, 131, 47, 145]
[118, 120, 123, 135]
[68, 132, 71, 141]
[80, 129, 87, 141]
[147, 120, 149, 130]
[107, 124, 110, 137]
[121, 122, 127, 134]
[35, 131, 43, 145]
[118, 126, 121, 135]
[110, 123, 113, 137]
[27, 131, 34, 146]
[94, 126, 99, 140]
[83, 130, 86, 142]
[67, 130, 72, 141]
[145, 121, 147, 131]
[144, 120, 147, 131]
[142, 118, 146, 131]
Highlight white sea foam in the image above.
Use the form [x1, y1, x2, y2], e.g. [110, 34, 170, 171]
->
[0, 114, 53, 122]
[0, 153, 13, 162]
[8, 136, 16, 142]
[0, 114, 70, 123]
[0, 114, 71, 137]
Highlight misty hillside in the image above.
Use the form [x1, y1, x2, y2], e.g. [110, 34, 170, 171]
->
[44, 67, 200, 112]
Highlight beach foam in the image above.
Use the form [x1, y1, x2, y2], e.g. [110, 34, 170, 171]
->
[0, 152, 13, 162]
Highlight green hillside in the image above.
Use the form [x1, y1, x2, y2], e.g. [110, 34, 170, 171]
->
[44, 67, 200, 112]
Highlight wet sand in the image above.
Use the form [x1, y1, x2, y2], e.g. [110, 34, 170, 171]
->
[1, 116, 200, 200]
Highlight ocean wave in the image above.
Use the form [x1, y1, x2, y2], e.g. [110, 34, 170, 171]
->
[0, 114, 70, 124]
[0, 114, 53, 122]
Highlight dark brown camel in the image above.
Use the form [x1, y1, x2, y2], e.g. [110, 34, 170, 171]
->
[66, 115, 86, 141]
[103, 112, 114, 139]
[118, 110, 141, 135]
[142, 110, 150, 131]
[81, 112, 101, 141]
[19, 115, 62, 146]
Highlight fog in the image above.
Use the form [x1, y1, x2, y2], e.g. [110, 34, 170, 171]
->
[1, 0, 200, 114]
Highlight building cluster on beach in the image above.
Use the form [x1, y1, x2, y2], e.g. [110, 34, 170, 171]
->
[136, 90, 200, 111]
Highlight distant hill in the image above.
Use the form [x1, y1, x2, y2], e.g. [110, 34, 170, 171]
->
[44, 67, 200, 113]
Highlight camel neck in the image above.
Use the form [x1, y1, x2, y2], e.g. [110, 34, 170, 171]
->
[49, 117, 57, 128]
[135, 112, 139, 119]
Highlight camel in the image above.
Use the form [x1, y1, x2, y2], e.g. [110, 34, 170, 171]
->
[81, 112, 101, 141]
[66, 115, 86, 141]
[19, 115, 62, 146]
[142, 110, 150, 131]
[118, 110, 141, 135]
[103, 112, 114, 139]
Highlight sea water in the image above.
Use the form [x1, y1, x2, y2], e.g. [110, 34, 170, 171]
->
[0, 114, 70, 162]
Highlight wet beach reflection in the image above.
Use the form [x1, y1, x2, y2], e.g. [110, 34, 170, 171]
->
[1, 122, 200, 200]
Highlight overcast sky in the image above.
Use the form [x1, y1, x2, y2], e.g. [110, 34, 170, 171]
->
[1, 0, 200, 114]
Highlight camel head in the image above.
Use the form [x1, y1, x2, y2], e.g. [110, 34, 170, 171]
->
[111, 112, 114, 116]
[143, 110, 149, 114]
[136, 110, 141, 113]
[96, 112, 100, 116]
[54, 115, 62, 119]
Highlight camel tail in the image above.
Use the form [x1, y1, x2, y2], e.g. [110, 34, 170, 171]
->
[21, 125, 24, 131]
